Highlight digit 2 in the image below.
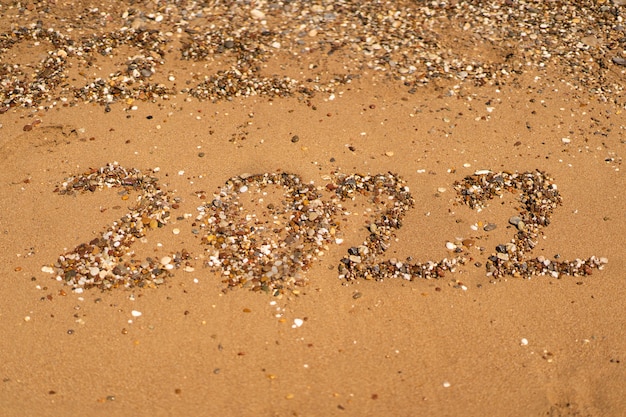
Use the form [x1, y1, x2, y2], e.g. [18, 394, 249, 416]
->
[45, 163, 186, 292]
[454, 170, 607, 278]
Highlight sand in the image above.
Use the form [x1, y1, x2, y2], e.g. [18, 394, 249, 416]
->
[1, 1, 625, 416]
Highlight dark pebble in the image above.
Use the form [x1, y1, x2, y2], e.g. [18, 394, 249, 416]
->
[291, 135, 299, 143]
[612, 56, 626, 66]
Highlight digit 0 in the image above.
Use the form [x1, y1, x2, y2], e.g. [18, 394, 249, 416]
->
[197, 172, 339, 296]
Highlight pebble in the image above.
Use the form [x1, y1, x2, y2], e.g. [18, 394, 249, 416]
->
[483, 223, 497, 232]
[41, 266, 55, 274]
[250, 9, 265, 19]
[131, 310, 142, 317]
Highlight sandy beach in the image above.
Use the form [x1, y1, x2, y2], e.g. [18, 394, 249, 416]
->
[1, 1, 625, 416]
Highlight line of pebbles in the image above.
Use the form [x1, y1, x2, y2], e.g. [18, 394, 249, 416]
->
[3, 1, 626, 110]
[42, 165, 606, 293]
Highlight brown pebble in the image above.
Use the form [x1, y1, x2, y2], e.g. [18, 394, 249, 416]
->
[23, 124, 32, 131]
[462, 239, 475, 247]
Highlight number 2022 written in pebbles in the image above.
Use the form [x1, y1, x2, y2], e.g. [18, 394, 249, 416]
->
[40, 162, 608, 296]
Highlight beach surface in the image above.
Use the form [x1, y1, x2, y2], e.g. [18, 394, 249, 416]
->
[0, 1, 625, 416]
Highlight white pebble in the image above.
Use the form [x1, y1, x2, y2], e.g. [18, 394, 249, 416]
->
[251, 9, 265, 19]
[239, 185, 248, 193]
[443, 381, 451, 388]
[160, 256, 172, 265]
[41, 266, 55, 274]
[474, 169, 491, 175]
[172, 228, 180, 235]
[445, 242, 456, 250]
[520, 338, 529, 346]
[131, 310, 142, 317]
[292, 318, 304, 328]
[89, 267, 100, 276]
[562, 137, 571, 144]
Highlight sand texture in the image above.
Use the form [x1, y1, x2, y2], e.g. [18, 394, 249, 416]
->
[0, 1, 625, 416]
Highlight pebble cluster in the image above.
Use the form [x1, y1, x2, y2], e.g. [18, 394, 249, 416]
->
[42, 166, 608, 293]
[3, 1, 626, 110]
[196, 172, 339, 295]
[43, 162, 186, 292]
[331, 173, 463, 281]
[454, 170, 608, 279]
